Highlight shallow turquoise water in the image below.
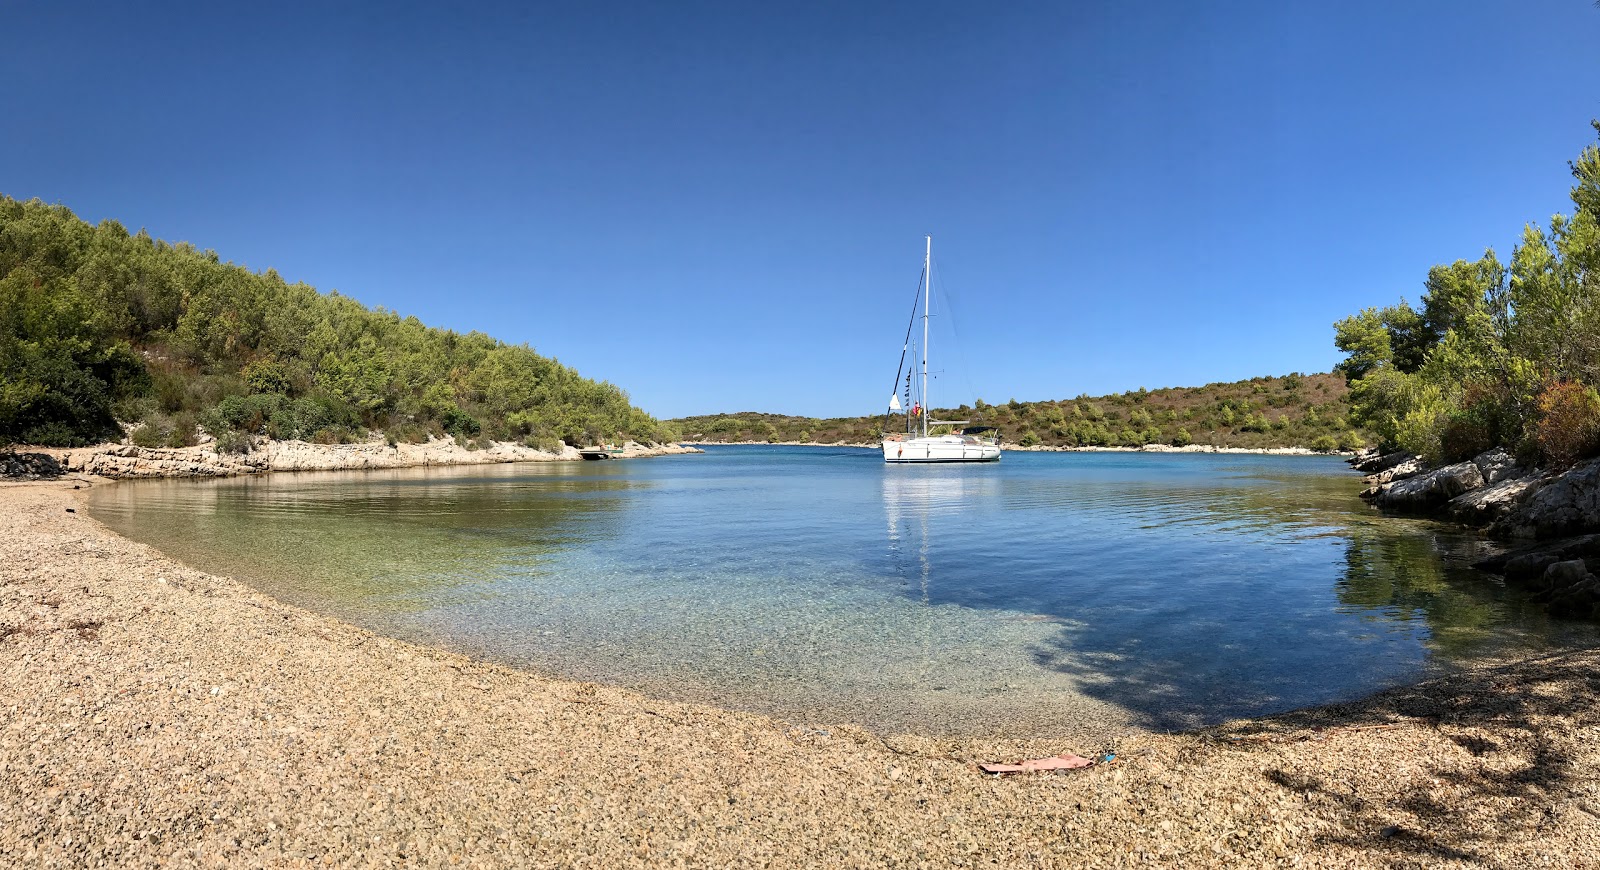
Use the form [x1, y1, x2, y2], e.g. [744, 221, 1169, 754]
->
[87, 446, 1599, 737]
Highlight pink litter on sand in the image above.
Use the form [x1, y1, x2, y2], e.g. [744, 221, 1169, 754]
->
[979, 753, 1095, 774]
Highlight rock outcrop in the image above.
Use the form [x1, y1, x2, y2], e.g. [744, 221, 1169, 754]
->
[22, 436, 702, 481]
[1446, 474, 1542, 526]
[1493, 456, 1600, 540]
[1356, 447, 1541, 526]
[1346, 445, 1600, 621]
[1371, 460, 1484, 511]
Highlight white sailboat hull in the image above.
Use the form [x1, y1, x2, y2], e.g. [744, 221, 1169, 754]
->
[881, 435, 1001, 463]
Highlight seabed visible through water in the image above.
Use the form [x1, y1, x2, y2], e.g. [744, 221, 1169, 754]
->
[88, 446, 1600, 737]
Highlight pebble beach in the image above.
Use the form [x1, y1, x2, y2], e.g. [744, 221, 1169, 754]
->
[5, 479, 1600, 868]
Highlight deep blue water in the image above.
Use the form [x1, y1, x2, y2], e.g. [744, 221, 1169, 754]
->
[87, 446, 1596, 737]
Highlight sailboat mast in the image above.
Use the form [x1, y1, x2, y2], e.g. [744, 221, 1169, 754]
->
[921, 234, 931, 439]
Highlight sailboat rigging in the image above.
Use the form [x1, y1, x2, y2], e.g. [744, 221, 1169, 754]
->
[880, 236, 1002, 464]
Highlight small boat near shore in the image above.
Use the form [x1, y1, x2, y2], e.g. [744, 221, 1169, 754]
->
[880, 236, 1001, 464]
[579, 445, 625, 460]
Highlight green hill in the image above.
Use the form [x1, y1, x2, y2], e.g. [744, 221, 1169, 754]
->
[673, 372, 1368, 451]
[0, 196, 677, 450]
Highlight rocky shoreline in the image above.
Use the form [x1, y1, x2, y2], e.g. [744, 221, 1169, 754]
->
[1, 436, 702, 481]
[4, 480, 1600, 866]
[1354, 446, 1600, 620]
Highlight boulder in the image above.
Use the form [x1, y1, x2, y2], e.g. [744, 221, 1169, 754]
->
[1475, 533, 1600, 580]
[1372, 460, 1485, 511]
[1543, 559, 1591, 590]
[1549, 577, 1600, 618]
[1497, 456, 1600, 539]
[1445, 472, 1541, 527]
[1472, 447, 1522, 486]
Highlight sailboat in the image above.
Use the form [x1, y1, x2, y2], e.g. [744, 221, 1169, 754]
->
[880, 236, 1002, 463]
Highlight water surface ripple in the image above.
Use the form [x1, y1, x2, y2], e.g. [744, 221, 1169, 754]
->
[88, 446, 1599, 737]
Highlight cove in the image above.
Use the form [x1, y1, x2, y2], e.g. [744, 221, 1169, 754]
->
[86, 445, 1600, 738]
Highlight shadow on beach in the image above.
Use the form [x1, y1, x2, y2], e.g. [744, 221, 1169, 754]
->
[1207, 646, 1600, 865]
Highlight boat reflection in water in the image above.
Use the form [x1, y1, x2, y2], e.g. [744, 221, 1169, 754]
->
[880, 467, 1006, 672]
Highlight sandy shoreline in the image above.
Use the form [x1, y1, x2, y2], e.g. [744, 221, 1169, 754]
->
[4, 482, 1600, 866]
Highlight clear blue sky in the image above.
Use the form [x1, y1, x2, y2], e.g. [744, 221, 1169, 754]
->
[5, 2, 1599, 418]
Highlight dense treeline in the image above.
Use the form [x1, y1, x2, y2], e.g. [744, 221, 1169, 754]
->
[1333, 122, 1600, 467]
[0, 197, 676, 450]
[675, 372, 1368, 450]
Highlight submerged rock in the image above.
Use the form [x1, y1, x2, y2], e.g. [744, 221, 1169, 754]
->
[1475, 539, 1600, 620]
[1475, 534, 1600, 581]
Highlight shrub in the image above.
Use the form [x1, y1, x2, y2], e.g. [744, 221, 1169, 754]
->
[1436, 411, 1494, 465]
[386, 421, 431, 444]
[1310, 434, 1339, 452]
[523, 435, 564, 453]
[1019, 430, 1040, 447]
[130, 421, 167, 448]
[214, 430, 252, 454]
[1171, 428, 1192, 447]
[1336, 431, 1366, 452]
[440, 406, 480, 436]
[1534, 381, 1600, 467]
[209, 393, 286, 434]
[166, 412, 198, 447]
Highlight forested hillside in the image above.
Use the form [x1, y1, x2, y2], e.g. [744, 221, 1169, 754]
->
[0, 197, 676, 450]
[674, 372, 1368, 450]
[1332, 122, 1600, 467]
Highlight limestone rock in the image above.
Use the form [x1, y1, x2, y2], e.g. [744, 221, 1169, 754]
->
[1352, 450, 1413, 475]
[1363, 457, 1426, 489]
[1498, 457, 1600, 540]
[1372, 460, 1484, 511]
[1472, 447, 1521, 486]
[21, 435, 702, 480]
[1445, 472, 1541, 527]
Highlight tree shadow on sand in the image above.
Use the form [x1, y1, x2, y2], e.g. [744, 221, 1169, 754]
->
[1208, 648, 1600, 866]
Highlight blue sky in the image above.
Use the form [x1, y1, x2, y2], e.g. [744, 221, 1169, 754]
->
[5, 2, 1599, 418]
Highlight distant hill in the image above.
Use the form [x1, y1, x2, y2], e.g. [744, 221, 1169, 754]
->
[673, 372, 1368, 451]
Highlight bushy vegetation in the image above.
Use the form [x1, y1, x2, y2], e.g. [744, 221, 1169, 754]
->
[0, 196, 677, 448]
[1333, 121, 1600, 468]
[674, 371, 1368, 450]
